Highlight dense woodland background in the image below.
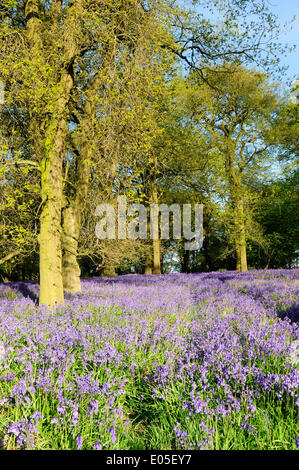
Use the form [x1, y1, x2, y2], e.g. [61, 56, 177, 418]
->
[0, 0, 298, 305]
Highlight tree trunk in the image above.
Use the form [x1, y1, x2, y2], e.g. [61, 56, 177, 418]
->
[61, 152, 90, 293]
[234, 197, 247, 272]
[144, 245, 153, 274]
[39, 149, 64, 306]
[182, 248, 190, 273]
[62, 205, 81, 294]
[226, 147, 248, 273]
[235, 241, 241, 271]
[24, 0, 77, 305]
[144, 202, 153, 274]
[152, 183, 161, 275]
[39, 68, 74, 305]
[61, 70, 103, 293]
[202, 232, 211, 272]
[152, 238, 161, 274]
[101, 264, 116, 277]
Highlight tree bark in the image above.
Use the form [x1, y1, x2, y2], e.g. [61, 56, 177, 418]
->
[24, 0, 64, 305]
[61, 204, 81, 293]
[61, 150, 90, 293]
[144, 246, 153, 274]
[182, 248, 190, 273]
[144, 196, 153, 274]
[225, 146, 248, 273]
[39, 63, 76, 305]
[234, 196, 248, 272]
[101, 264, 116, 277]
[39, 146, 64, 306]
[61, 63, 111, 292]
[151, 183, 161, 275]
[152, 238, 161, 274]
[235, 240, 241, 271]
[202, 227, 211, 271]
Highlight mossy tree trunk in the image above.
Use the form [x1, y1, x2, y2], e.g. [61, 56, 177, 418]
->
[61, 65, 111, 293]
[226, 147, 248, 273]
[39, 147, 64, 306]
[234, 196, 248, 271]
[144, 245, 153, 274]
[25, 0, 80, 305]
[152, 238, 161, 274]
[143, 176, 153, 274]
[151, 179, 161, 275]
[39, 66, 75, 304]
[39, 70, 75, 305]
[235, 240, 241, 271]
[101, 264, 117, 277]
[61, 151, 90, 294]
[61, 204, 81, 294]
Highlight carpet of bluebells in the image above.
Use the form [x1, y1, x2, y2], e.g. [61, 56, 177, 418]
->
[0, 269, 298, 450]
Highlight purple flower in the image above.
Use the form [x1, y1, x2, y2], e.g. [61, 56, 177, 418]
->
[76, 435, 83, 450]
[94, 441, 102, 450]
[87, 399, 99, 416]
[109, 426, 117, 444]
[31, 411, 43, 423]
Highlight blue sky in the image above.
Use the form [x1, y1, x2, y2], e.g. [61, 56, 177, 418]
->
[269, 0, 299, 81]
[179, 0, 298, 83]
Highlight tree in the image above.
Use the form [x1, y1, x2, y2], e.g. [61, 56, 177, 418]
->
[62, 8, 174, 286]
[1, 0, 175, 303]
[180, 65, 282, 271]
[248, 170, 299, 269]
